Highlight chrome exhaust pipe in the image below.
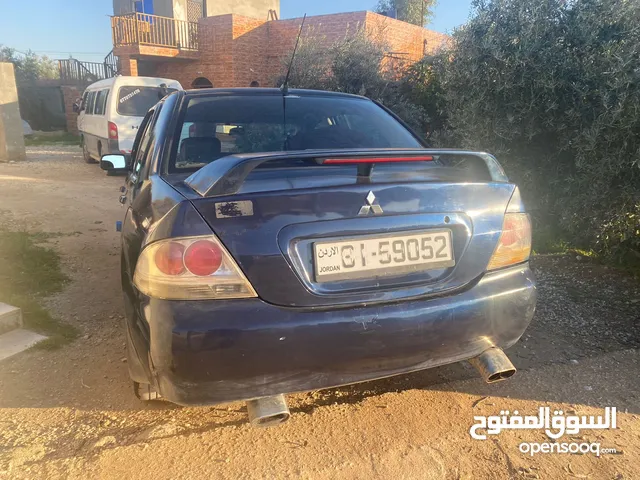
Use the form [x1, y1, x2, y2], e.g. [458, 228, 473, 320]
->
[469, 347, 516, 383]
[246, 394, 290, 427]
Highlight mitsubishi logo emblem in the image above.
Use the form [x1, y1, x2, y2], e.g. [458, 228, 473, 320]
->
[358, 191, 383, 216]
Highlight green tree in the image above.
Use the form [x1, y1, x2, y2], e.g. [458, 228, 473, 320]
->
[427, 0, 640, 263]
[0, 45, 59, 83]
[280, 30, 426, 132]
[375, 0, 437, 26]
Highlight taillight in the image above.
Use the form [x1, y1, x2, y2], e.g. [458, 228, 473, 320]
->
[108, 122, 118, 140]
[487, 213, 532, 271]
[322, 156, 434, 164]
[154, 242, 185, 275]
[133, 235, 256, 300]
[184, 240, 222, 276]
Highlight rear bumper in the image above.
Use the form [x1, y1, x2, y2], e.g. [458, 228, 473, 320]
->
[142, 264, 536, 405]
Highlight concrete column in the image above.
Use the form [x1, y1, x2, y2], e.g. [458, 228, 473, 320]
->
[120, 56, 139, 76]
[0, 62, 26, 162]
[173, 0, 188, 21]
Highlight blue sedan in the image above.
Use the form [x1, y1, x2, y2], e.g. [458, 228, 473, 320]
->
[100, 88, 537, 426]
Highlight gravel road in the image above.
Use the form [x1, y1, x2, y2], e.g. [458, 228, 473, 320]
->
[0, 146, 638, 479]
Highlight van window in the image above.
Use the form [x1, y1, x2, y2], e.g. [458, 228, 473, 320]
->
[81, 91, 89, 112]
[117, 86, 178, 117]
[86, 91, 97, 115]
[94, 89, 109, 116]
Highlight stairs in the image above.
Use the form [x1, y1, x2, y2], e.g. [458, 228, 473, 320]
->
[58, 51, 120, 85]
[0, 303, 47, 361]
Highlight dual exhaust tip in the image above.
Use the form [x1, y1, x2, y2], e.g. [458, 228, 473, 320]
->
[245, 347, 515, 427]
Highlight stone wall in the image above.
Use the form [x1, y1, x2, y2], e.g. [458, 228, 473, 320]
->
[0, 63, 26, 162]
[61, 86, 82, 135]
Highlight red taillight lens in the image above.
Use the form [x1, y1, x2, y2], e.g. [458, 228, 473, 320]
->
[322, 156, 434, 164]
[134, 235, 257, 300]
[108, 122, 118, 140]
[184, 240, 223, 276]
[154, 242, 185, 275]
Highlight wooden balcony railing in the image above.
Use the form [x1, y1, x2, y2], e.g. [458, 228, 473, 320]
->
[111, 13, 199, 51]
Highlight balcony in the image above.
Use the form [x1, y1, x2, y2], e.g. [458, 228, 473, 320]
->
[111, 13, 200, 59]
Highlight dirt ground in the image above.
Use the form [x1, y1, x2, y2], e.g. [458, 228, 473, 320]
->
[0, 146, 638, 479]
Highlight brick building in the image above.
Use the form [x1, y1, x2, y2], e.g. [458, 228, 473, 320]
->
[110, 1, 448, 89]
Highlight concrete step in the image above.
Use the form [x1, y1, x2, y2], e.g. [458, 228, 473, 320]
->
[0, 303, 22, 335]
[0, 329, 47, 362]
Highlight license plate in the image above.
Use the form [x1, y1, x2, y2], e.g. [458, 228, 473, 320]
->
[313, 230, 455, 282]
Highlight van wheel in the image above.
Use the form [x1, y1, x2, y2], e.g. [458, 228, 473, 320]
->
[82, 140, 96, 164]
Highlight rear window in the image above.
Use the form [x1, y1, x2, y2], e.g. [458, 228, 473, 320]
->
[117, 86, 178, 116]
[171, 94, 422, 171]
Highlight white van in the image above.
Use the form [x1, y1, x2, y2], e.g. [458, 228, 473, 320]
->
[77, 76, 182, 163]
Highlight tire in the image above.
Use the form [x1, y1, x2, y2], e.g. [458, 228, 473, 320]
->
[82, 139, 96, 164]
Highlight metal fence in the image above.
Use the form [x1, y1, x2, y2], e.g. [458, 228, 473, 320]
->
[58, 59, 115, 84]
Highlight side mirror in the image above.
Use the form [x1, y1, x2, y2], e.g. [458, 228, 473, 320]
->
[73, 103, 80, 113]
[100, 154, 129, 171]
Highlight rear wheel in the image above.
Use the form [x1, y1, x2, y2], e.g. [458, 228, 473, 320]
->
[82, 139, 96, 164]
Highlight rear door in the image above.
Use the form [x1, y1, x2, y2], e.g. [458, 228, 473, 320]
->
[84, 90, 98, 156]
[92, 89, 109, 155]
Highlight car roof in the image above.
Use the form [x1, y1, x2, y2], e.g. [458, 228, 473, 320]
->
[85, 76, 182, 91]
[183, 88, 369, 100]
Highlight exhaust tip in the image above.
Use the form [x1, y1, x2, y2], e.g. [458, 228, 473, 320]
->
[246, 394, 290, 427]
[253, 412, 290, 427]
[486, 369, 516, 383]
[469, 347, 516, 384]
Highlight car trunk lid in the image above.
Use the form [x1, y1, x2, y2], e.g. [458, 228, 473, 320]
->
[183, 150, 516, 308]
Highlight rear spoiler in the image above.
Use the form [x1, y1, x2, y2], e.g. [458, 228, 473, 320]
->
[183, 149, 509, 197]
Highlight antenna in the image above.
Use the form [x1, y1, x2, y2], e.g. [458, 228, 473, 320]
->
[281, 14, 307, 96]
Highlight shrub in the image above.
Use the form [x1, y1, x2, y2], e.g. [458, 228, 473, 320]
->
[279, 29, 427, 133]
[424, 0, 640, 263]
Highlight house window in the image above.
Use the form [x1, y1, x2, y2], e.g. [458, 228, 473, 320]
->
[187, 0, 204, 22]
[133, 0, 154, 14]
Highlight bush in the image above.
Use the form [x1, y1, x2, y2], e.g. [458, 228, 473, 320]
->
[423, 0, 640, 263]
[280, 29, 427, 133]
[278, 2, 640, 265]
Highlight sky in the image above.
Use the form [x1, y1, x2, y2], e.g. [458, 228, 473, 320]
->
[0, 0, 473, 63]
